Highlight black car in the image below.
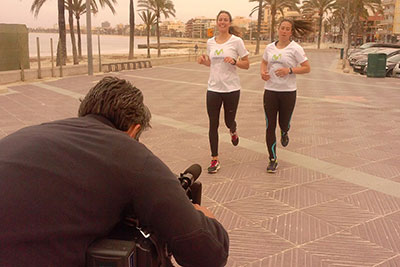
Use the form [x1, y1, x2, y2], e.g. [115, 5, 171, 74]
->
[353, 48, 400, 75]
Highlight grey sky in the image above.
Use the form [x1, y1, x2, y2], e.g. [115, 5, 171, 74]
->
[1, 0, 258, 28]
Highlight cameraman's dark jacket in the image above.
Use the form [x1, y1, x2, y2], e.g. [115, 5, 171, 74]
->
[0, 114, 229, 267]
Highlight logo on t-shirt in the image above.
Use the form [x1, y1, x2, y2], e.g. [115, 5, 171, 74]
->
[272, 54, 282, 61]
[214, 49, 224, 56]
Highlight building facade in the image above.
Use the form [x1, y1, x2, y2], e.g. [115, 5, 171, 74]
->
[379, 0, 400, 43]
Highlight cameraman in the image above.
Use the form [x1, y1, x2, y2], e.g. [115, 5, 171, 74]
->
[0, 77, 229, 267]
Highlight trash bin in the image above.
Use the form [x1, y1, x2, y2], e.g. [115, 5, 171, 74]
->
[0, 24, 30, 71]
[340, 48, 344, 59]
[367, 53, 387, 78]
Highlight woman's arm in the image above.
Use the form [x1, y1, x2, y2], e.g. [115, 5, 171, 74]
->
[235, 55, 249, 69]
[274, 60, 311, 77]
[292, 60, 310, 74]
[260, 59, 270, 81]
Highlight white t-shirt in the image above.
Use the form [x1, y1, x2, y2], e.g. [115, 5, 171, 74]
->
[207, 35, 249, 93]
[262, 41, 308, 92]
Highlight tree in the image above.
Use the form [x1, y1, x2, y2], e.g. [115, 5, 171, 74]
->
[138, 0, 176, 57]
[66, 0, 79, 64]
[129, 0, 135, 59]
[32, 0, 117, 64]
[249, 0, 299, 43]
[334, 0, 381, 62]
[139, 10, 156, 58]
[249, 0, 263, 54]
[302, 0, 336, 49]
[31, 0, 67, 65]
[68, 0, 116, 59]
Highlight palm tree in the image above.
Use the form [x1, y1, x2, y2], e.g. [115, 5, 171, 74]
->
[302, 0, 336, 49]
[138, 0, 176, 57]
[139, 10, 156, 58]
[31, 0, 67, 65]
[67, 0, 96, 59]
[129, 0, 135, 59]
[66, 0, 79, 64]
[68, 0, 116, 59]
[248, 0, 263, 54]
[249, 0, 299, 43]
[334, 0, 381, 60]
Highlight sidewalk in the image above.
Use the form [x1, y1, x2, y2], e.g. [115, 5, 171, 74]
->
[1, 49, 400, 266]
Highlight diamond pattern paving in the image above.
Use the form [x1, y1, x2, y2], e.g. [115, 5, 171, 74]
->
[261, 210, 340, 245]
[2, 50, 400, 266]
[303, 199, 379, 229]
[351, 217, 400, 253]
[300, 231, 396, 266]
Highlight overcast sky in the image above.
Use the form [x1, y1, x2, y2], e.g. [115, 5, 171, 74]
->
[1, 0, 258, 28]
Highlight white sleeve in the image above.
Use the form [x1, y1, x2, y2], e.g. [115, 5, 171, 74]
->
[207, 39, 211, 57]
[262, 46, 269, 62]
[294, 45, 308, 64]
[236, 38, 249, 58]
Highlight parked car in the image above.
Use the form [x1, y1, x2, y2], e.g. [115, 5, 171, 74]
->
[393, 62, 400, 78]
[348, 43, 400, 57]
[349, 47, 382, 66]
[385, 54, 400, 77]
[353, 48, 400, 74]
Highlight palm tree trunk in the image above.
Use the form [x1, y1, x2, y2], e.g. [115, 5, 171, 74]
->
[129, 0, 134, 59]
[68, 4, 79, 64]
[147, 26, 150, 58]
[271, 8, 277, 42]
[156, 16, 161, 57]
[57, 0, 67, 66]
[255, 0, 263, 55]
[76, 15, 82, 59]
[318, 13, 323, 49]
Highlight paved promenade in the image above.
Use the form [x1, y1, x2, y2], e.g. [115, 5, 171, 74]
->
[1, 50, 400, 266]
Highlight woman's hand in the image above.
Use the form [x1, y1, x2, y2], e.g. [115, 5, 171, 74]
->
[274, 67, 290, 78]
[261, 70, 271, 81]
[198, 54, 210, 66]
[223, 56, 237, 65]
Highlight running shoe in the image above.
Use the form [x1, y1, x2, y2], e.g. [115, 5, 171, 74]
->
[208, 160, 220, 174]
[267, 159, 278, 173]
[281, 131, 289, 147]
[230, 131, 239, 146]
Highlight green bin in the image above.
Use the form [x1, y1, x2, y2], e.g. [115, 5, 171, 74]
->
[0, 24, 30, 71]
[367, 53, 386, 78]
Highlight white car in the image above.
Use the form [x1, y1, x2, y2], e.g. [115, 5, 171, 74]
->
[393, 62, 400, 78]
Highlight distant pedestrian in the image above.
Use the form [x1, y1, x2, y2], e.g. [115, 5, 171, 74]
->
[260, 18, 312, 173]
[194, 44, 199, 53]
[198, 10, 249, 174]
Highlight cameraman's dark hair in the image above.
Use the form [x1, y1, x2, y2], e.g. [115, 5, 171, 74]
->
[217, 10, 242, 37]
[78, 76, 151, 132]
[279, 18, 313, 39]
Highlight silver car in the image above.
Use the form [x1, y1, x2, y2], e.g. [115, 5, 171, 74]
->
[393, 62, 400, 78]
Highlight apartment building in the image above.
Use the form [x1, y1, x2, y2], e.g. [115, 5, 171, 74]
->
[379, 0, 400, 42]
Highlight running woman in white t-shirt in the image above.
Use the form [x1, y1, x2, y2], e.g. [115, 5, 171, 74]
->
[198, 10, 249, 174]
[260, 18, 312, 173]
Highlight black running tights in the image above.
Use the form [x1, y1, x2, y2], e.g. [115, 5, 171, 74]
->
[207, 90, 240, 157]
[263, 90, 296, 160]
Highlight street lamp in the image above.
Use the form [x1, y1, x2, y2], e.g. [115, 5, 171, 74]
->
[86, 0, 93, 75]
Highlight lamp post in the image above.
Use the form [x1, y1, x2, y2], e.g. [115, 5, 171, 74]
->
[86, 0, 93, 75]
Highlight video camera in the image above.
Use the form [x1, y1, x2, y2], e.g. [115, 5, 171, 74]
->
[86, 164, 202, 267]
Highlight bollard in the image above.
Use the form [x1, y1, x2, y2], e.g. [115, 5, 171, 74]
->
[340, 48, 344, 59]
[37, 37, 42, 79]
[50, 38, 55, 77]
[98, 32, 101, 72]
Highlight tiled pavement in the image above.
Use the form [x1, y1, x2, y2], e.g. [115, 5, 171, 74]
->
[1, 50, 400, 266]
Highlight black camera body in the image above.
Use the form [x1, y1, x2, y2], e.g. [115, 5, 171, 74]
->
[86, 165, 202, 267]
